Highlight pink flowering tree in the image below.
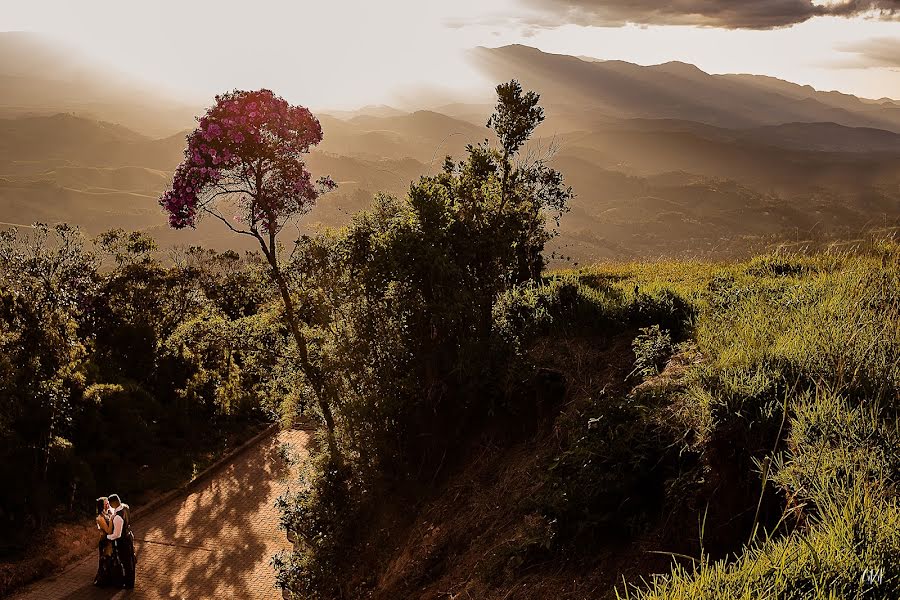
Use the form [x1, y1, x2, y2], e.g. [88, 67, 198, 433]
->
[160, 89, 337, 448]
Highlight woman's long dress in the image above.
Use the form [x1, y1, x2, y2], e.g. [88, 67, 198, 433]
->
[94, 515, 115, 587]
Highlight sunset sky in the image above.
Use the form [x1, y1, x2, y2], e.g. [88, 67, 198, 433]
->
[3, 0, 899, 108]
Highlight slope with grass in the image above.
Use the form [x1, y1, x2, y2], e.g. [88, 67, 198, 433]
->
[327, 241, 899, 599]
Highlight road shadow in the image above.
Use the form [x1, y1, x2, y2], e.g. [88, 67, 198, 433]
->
[130, 432, 294, 598]
[57, 582, 123, 600]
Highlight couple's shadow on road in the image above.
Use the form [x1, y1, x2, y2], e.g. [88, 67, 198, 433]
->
[58, 583, 133, 599]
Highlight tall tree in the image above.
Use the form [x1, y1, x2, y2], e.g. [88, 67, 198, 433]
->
[160, 89, 338, 450]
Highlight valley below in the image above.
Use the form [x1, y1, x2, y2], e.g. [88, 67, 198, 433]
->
[2, 39, 899, 264]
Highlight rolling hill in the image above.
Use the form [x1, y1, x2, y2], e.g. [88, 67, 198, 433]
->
[0, 38, 898, 262]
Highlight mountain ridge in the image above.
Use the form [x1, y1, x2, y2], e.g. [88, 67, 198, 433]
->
[472, 45, 900, 132]
[0, 38, 897, 263]
[0, 32, 197, 137]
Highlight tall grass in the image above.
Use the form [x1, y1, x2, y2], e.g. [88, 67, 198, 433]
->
[588, 243, 900, 599]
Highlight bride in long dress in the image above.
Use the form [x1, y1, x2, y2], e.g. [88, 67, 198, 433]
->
[93, 497, 115, 587]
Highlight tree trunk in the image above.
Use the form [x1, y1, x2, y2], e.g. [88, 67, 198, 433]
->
[260, 241, 338, 455]
[497, 149, 510, 213]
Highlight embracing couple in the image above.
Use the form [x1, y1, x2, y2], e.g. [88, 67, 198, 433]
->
[93, 494, 137, 589]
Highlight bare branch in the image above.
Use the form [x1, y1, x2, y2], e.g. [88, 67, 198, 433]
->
[203, 207, 257, 239]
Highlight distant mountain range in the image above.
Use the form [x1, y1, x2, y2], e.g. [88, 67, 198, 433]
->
[0, 34, 897, 262]
[0, 32, 197, 137]
[471, 45, 900, 133]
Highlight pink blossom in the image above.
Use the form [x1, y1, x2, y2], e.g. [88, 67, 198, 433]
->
[159, 89, 333, 230]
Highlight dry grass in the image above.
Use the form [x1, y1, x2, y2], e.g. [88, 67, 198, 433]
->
[0, 520, 97, 596]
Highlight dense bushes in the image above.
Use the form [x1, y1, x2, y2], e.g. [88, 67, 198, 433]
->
[0, 225, 279, 555]
[272, 81, 573, 597]
[285, 81, 570, 474]
[491, 278, 695, 550]
[272, 454, 353, 599]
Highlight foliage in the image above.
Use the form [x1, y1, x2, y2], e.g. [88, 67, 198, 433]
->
[0, 225, 93, 541]
[272, 455, 352, 599]
[4, 81, 895, 600]
[580, 246, 900, 599]
[160, 89, 335, 231]
[0, 224, 275, 555]
[160, 88, 340, 451]
[273, 80, 572, 596]
[619, 486, 900, 600]
[632, 325, 674, 378]
[290, 79, 571, 473]
[491, 278, 694, 548]
[618, 385, 900, 600]
[320, 243, 896, 598]
[771, 389, 900, 507]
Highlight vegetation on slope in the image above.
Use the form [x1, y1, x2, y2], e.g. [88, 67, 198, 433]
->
[2, 76, 897, 600]
[610, 249, 900, 599]
[257, 82, 900, 598]
[277, 243, 898, 599]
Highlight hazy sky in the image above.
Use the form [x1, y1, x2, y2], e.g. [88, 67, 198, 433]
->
[3, 0, 899, 108]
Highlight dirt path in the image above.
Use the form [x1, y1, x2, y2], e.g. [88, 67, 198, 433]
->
[10, 428, 311, 600]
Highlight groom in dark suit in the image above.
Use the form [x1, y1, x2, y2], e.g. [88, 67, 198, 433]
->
[106, 493, 136, 589]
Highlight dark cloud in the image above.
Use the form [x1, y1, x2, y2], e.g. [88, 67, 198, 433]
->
[836, 37, 900, 68]
[519, 0, 900, 30]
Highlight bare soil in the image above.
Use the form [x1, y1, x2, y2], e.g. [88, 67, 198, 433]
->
[340, 333, 681, 600]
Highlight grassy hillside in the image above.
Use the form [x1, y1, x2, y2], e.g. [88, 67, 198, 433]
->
[325, 241, 899, 599]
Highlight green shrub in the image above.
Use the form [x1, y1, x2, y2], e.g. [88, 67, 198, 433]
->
[632, 325, 674, 378]
[539, 393, 680, 547]
[273, 454, 352, 598]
